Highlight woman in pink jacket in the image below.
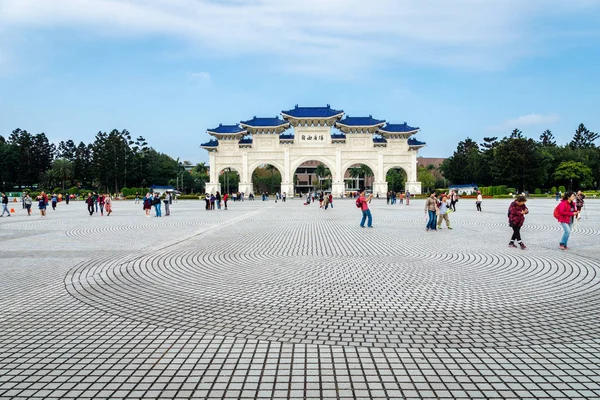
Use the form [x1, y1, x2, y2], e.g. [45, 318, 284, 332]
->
[557, 191, 579, 250]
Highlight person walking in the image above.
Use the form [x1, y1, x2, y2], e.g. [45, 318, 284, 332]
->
[98, 193, 105, 216]
[85, 192, 94, 216]
[424, 191, 438, 231]
[51, 193, 58, 210]
[406, 190, 411, 206]
[476, 191, 483, 212]
[557, 191, 579, 250]
[92, 192, 99, 213]
[153, 193, 162, 217]
[65, 193, 70, 205]
[210, 194, 215, 210]
[437, 194, 452, 229]
[357, 188, 373, 228]
[215, 192, 222, 210]
[323, 193, 329, 210]
[223, 193, 228, 210]
[204, 193, 210, 210]
[37, 195, 47, 217]
[104, 193, 112, 216]
[0, 193, 10, 217]
[143, 193, 153, 217]
[282, 192, 286, 202]
[327, 193, 334, 210]
[163, 192, 171, 216]
[23, 193, 32, 216]
[450, 191, 458, 211]
[575, 190, 585, 220]
[508, 195, 529, 249]
[135, 191, 140, 204]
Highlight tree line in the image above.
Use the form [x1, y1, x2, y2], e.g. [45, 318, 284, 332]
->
[0, 128, 210, 194]
[439, 124, 600, 192]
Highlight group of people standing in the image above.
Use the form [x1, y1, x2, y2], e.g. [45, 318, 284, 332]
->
[424, 192, 454, 231]
[304, 191, 333, 209]
[203, 192, 229, 211]
[142, 192, 173, 217]
[386, 191, 411, 205]
[84, 192, 113, 216]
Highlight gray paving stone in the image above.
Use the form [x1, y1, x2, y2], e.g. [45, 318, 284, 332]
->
[1, 198, 600, 399]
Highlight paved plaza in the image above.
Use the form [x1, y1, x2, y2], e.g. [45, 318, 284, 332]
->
[1, 197, 600, 399]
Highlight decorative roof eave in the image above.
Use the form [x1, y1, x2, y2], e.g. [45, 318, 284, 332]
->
[207, 133, 246, 140]
[239, 123, 290, 135]
[200, 139, 219, 152]
[286, 117, 341, 127]
[336, 124, 384, 134]
[378, 129, 420, 140]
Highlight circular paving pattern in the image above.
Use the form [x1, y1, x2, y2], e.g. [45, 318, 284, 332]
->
[65, 214, 600, 349]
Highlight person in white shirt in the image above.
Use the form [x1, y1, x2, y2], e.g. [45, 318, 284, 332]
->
[476, 191, 483, 212]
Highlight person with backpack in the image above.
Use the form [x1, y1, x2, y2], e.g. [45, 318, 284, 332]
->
[556, 191, 579, 250]
[424, 191, 438, 231]
[356, 188, 373, 228]
[508, 195, 529, 249]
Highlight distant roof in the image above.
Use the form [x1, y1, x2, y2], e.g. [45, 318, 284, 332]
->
[408, 138, 426, 146]
[380, 122, 419, 133]
[238, 138, 252, 144]
[240, 117, 288, 127]
[207, 124, 245, 134]
[200, 139, 219, 147]
[449, 184, 478, 188]
[337, 116, 386, 127]
[281, 104, 344, 119]
[149, 185, 175, 189]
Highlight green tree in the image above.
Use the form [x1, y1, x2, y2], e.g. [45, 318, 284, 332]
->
[418, 166, 435, 193]
[539, 130, 556, 147]
[51, 158, 74, 190]
[314, 163, 327, 190]
[386, 168, 407, 192]
[554, 161, 593, 189]
[348, 167, 362, 190]
[570, 123, 599, 149]
[492, 134, 545, 192]
[439, 138, 481, 184]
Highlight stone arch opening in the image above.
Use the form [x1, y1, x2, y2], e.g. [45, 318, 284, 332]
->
[250, 163, 283, 195]
[384, 166, 409, 193]
[343, 162, 377, 192]
[292, 159, 335, 195]
[216, 166, 241, 195]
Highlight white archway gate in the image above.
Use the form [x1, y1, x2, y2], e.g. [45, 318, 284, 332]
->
[201, 105, 425, 196]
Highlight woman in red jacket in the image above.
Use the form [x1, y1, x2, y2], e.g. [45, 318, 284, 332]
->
[557, 191, 579, 250]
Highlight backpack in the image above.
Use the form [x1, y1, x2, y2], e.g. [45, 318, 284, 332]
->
[553, 204, 561, 220]
[356, 197, 362, 208]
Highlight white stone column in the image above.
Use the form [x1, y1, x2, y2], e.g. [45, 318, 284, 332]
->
[371, 151, 388, 197]
[405, 150, 422, 194]
[332, 147, 345, 197]
[205, 152, 221, 194]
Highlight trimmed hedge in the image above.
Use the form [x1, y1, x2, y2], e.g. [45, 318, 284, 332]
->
[493, 195, 513, 198]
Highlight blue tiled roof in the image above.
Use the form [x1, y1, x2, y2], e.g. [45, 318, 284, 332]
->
[337, 116, 386, 126]
[380, 122, 419, 133]
[331, 133, 346, 139]
[281, 104, 343, 118]
[200, 139, 219, 147]
[240, 117, 288, 127]
[238, 138, 252, 144]
[373, 137, 387, 143]
[207, 124, 245, 134]
[279, 134, 294, 140]
[408, 138, 426, 146]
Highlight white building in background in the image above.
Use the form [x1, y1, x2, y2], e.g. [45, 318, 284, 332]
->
[201, 105, 426, 196]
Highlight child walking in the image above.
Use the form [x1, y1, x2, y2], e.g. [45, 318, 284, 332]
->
[508, 195, 529, 249]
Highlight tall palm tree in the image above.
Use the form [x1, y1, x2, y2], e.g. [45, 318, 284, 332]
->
[348, 167, 362, 190]
[51, 158, 73, 190]
[314, 163, 327, 190]
[265, 164, 277, 193]
[360, 165, 374, 189]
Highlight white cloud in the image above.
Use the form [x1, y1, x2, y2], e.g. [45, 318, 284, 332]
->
[189, 71, 211, 82]
[488, 113, 559, 131]
[1, 0, 599, 76]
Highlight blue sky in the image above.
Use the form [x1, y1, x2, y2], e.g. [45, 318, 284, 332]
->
[1, 0, 599, 165]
